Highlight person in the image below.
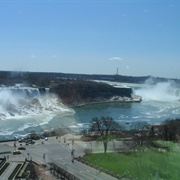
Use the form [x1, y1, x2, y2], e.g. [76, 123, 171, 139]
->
[71, 149, 75, 156]
[43, 153, 46, 160]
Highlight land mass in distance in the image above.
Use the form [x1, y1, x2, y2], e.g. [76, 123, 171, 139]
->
[0, 71, 179, 106]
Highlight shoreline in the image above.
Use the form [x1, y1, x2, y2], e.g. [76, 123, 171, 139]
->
[68, 95, 142, 108]
[0, 96, 142, 141]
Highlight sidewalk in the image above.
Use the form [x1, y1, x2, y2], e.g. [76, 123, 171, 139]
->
[0, 161, 21, 180]
[0, 134, 128, 180]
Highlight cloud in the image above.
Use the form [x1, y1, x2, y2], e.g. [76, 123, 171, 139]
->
[18, 11, 23, 15]
[109, 57, 123, 61]
[158, 24, 164, 27]
[126, 65, 130, 69]
[31, 53, 36, 59]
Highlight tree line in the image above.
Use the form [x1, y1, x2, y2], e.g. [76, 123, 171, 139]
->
[83, 117, 180, 154]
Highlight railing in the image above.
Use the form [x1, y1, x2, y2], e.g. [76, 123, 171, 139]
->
[49, 162, 80, 180]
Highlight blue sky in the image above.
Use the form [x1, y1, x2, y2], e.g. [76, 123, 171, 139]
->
[0, 0, 180, 79]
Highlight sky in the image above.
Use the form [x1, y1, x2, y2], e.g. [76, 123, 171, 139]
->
[0, 0, 180, 79]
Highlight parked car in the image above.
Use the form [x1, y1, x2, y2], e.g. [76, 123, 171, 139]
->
[25, 139, 35, 145]
[18, 146, 26, 150]
[18, 138, 26, 143]
[29, 140, 35, 144]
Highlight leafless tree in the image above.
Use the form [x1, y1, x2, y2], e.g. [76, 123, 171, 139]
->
[159, 119, 180, 142]
[89, 116, 123, 154]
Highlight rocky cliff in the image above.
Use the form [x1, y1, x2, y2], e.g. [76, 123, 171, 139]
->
[50, 79, 141, 106]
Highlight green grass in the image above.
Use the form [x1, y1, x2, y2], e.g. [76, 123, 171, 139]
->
[83, 148, 180, 180]
[8, 164, 22, 180]
[0, 163, 10, 175]
[13, 151, 21, 155]
[0, 151, 11, 154]
[155, 141, 180, 151]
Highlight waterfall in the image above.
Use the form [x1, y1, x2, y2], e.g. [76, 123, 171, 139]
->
[0, 86, 69, 120]
[134, 81, 180, 101]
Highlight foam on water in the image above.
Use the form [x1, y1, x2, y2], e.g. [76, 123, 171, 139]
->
[0, 86, 75, 136]
[0, 87, 72, 120]
[135, 81, 180, 102]
[1, 81, 180, 138]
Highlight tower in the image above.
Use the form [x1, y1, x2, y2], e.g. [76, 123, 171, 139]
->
[116, 68, 119, 75]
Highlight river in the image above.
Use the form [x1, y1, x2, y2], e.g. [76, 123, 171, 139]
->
[0, 81, 179, 140]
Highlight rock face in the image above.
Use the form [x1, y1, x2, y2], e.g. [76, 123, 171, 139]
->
[50, 80, 141, 106]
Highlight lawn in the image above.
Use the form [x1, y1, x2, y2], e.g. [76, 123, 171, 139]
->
[83, 147, 180, 180]
[0, 151, 11, 154]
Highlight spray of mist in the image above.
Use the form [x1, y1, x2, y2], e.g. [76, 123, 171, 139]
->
[0, 86, 72, 120]
[135, 80, 180, 101]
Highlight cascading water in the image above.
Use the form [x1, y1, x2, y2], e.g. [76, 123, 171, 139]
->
[0, 87, 40, 119]
[0, 86, 70, 120]
[1, 81, 180, 139]
[134, 81, 180, 101]
[0, 85, 75, 138]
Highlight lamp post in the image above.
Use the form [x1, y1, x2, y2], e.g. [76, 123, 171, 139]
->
[89, 141, 92, 152]
[27, 152, 30, 160]
[14, 141, 16, 151]
[30, 157, 33, 176]
[72, 138, 74, 150]
[64, 163, 68, 179]
[43, 153, 46, 162]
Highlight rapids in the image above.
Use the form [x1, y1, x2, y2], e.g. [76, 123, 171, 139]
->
[0, 80, 179, 140]
[0, 85, 75, 139]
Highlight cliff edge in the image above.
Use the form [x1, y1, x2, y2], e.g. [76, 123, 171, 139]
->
[50, 79, 141, 106]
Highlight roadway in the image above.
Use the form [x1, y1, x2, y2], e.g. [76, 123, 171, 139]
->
[0, 134, 126, 180]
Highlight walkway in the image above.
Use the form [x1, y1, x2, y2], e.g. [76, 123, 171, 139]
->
[0, 134, 128, 180]
[0, 162, 21, 180]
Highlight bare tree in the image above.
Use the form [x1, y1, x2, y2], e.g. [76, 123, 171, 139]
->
[89, 116, 123, 154]
[123, 122, 150, 152]
[159, 119, 180, 142]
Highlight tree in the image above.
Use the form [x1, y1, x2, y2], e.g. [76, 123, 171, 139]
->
[123, 122, 151, 167]
[159, 119, 180, 141]
[89, 116, 123, 154]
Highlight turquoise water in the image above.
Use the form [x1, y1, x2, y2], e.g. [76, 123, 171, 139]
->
[73, 100, 180, 130]
[0, 81, 180, 140]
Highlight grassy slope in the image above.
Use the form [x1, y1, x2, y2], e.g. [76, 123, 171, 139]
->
[83, 146, 180, 180]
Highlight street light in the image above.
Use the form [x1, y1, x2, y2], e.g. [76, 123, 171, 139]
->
[27, 152, 30, 160]
[65, 164, 68, 170]
[72, 138, 74, 150]
[43, 153, 45, 159]
[89, 141, 92, 152]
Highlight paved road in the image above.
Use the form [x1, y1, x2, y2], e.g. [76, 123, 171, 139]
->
[0, 134, 126, 180]
[27, 137, 119, 179]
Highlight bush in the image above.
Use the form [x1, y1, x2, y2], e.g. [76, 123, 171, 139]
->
[84, 148, 92, 155]
[13, 151, 21, 155]
[0, 163, 10, 175]
[8, 164, 22, 180]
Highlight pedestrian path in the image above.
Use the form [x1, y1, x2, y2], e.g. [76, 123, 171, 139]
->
[52, 155, 121, 180]
[0, 162, 20, 180]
